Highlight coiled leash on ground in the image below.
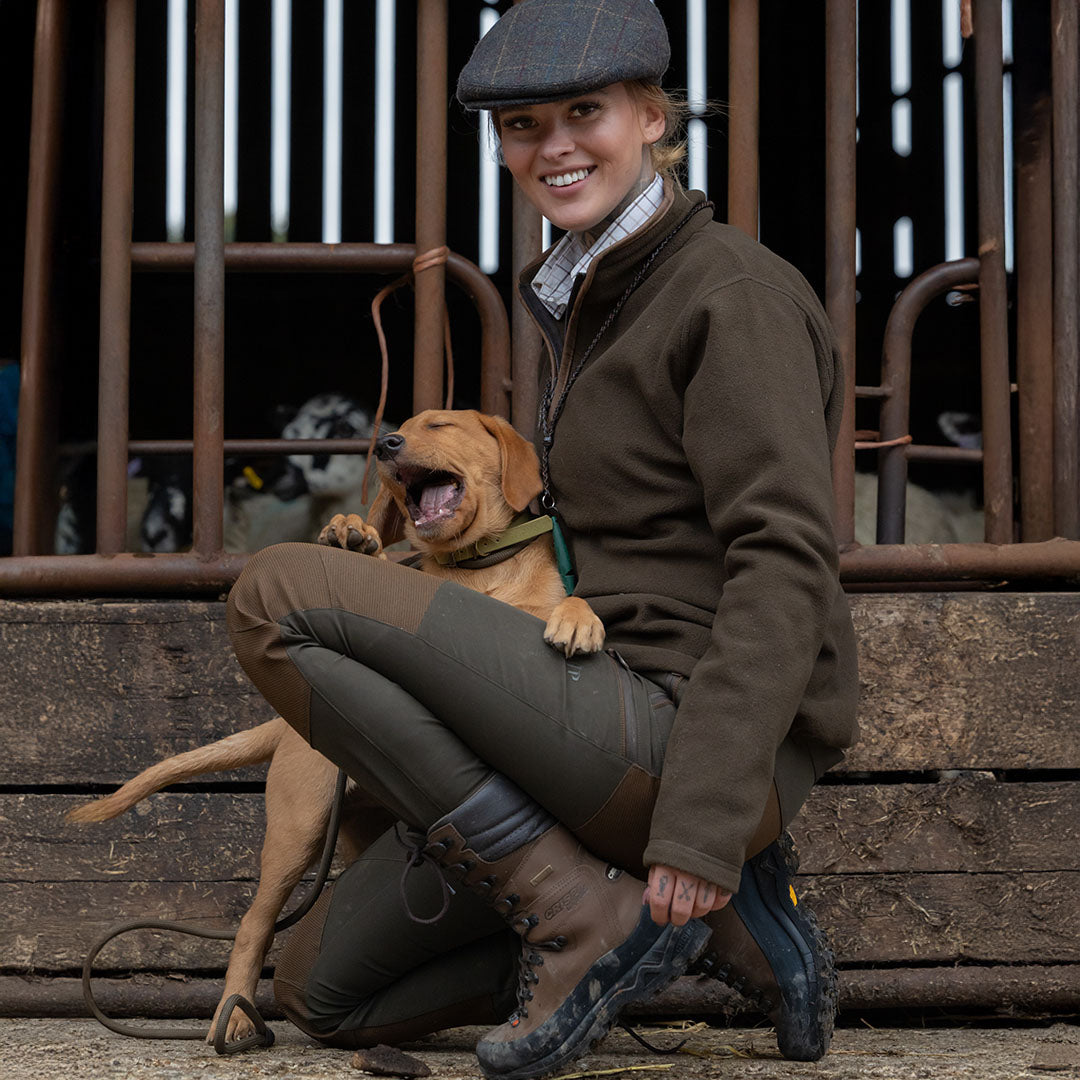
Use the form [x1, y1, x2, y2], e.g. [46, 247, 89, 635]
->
[82, 769, 348, 1055]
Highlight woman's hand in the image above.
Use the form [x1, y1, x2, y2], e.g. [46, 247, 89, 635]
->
[644, 864, 731, 926]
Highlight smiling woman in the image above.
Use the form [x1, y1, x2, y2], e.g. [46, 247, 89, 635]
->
[226, 1, 859, 1076]
[495, 85, 665, 236]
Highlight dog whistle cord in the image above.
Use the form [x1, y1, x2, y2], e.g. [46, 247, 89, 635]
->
[81, 768, 349, 1055]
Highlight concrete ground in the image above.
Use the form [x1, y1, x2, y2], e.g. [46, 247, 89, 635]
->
[1, 1019, 1078, 1080]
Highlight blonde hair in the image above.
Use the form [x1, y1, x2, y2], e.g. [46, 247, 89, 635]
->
[624, 80, 688, 183]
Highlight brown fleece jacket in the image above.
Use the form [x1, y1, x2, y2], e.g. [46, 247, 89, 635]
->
[520, 186, 859, 895]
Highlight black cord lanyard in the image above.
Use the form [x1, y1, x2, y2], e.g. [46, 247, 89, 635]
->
[537, 199, 714, 517]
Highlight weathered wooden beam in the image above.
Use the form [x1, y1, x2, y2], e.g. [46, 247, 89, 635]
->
[6, 780, 1076, 885]
[0, 601, 275, 785]
[845, 592, 1080, 771]
[799, 871, 1080, 965]
[1, 594, 1078, 783]
[792, 778, 1080, 874]
[7, 871, 1077, 972]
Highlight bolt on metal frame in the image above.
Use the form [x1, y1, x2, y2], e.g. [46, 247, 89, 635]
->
[7, 0, 1080, 595]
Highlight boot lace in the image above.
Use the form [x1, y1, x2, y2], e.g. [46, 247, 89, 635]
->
[394, 826, 466, 925]
[508, 912, 567, 1020]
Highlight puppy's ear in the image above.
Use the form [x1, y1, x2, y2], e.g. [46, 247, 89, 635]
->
[477, 413, 542, 512]
[366, 483, 407, 546]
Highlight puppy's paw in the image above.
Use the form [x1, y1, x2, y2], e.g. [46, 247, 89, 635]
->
[543, 596, 605, 657]
[317, 513, 383, 556]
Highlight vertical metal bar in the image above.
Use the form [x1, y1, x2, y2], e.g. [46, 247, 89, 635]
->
[825, 0, 857, 548]
[96, 0, 137, 555]
[14, 0, 68, 555]
[413, 0, 448, 413]
[727, 0, 759, 237]
[509, 0, 542, 435]
[193, 0, 225, 555]
[875, 259, 980, 544]
[972, 0, 1014, 544]
[511, 185, 542, 435]
[1052, 0, 1080, 539]
[1015, 97, 1055, 541]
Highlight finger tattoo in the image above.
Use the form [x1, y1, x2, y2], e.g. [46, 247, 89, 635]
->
[679, 881, 694, 902]
[658, 875, 669, 897]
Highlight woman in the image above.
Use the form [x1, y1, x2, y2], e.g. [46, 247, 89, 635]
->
[227, 1, 858, 1075]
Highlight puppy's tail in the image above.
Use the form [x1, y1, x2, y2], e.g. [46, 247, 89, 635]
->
[65, 717, 287, 824]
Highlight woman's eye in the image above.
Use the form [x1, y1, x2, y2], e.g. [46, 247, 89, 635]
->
[569, 101, 600, 118]
[502, 116, 534, 131]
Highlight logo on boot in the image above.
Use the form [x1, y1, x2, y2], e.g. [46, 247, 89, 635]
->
[545, 883, 587, 921]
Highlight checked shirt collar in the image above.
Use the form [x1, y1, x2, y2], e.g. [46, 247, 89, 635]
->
[531, 173, 665, 320]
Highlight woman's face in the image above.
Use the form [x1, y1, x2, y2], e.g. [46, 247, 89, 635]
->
[497, 83, 666, 235]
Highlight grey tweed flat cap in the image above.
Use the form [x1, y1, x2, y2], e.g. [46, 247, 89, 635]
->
[456, 0, 670, 111]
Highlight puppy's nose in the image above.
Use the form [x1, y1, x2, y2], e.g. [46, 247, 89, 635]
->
[375, 433, 405, 460]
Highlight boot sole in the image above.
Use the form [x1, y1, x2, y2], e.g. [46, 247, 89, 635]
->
[737, 833, 838, 1061]
[476, 911, 711, 1080]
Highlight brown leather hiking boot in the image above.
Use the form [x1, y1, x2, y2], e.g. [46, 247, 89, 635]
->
[420, 776, 710, 1080]
[693, 834, 837, 1061]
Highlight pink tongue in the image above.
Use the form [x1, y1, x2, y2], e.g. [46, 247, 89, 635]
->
[419, 483, 456, 513]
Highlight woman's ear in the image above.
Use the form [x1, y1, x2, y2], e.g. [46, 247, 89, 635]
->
[640, 100, 666, 146]
[477, 413, 543, 511]
[366, 483, 407, 546]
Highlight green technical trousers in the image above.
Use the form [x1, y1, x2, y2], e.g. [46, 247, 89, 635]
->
[226, 542, 829, 1047]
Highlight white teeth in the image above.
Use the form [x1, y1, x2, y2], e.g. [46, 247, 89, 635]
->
[544, 168, 590, 187]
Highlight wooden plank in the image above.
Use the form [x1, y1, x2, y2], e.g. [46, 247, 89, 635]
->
[845, 592, 1080, 771]
[1, 593, 1078, 783]
[798, 871, 1080, 965]
[0, 794, 269, 884]
[5, 780, 1077, 883]
[0, 601, 276, 784]
[6, 872, 1077, 972]
[791, 778, 1080, 874]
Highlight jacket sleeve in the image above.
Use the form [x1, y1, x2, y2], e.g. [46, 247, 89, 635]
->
[641, 278, 844, 894]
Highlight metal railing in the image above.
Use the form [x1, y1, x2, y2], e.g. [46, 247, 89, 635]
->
[6, 0, 1080, 596]
[6, 0, 509, 594]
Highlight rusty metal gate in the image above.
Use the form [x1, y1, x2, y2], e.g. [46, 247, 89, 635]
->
[5, 0, 1080, 595]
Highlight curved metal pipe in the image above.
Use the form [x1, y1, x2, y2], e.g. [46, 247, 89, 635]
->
[130, 243, 510, 418]
[876, 258, 979, 544]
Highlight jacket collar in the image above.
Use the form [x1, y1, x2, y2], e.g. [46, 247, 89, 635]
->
[518, 183, 712, 311]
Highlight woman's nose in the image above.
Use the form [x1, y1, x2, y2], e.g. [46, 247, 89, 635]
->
[540, 124, 575, 159]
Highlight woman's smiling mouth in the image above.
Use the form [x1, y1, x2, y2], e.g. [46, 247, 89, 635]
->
[543, 167, 594, 188]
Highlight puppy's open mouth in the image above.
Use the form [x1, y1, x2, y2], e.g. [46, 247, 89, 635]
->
[397, 466, 464, 528]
